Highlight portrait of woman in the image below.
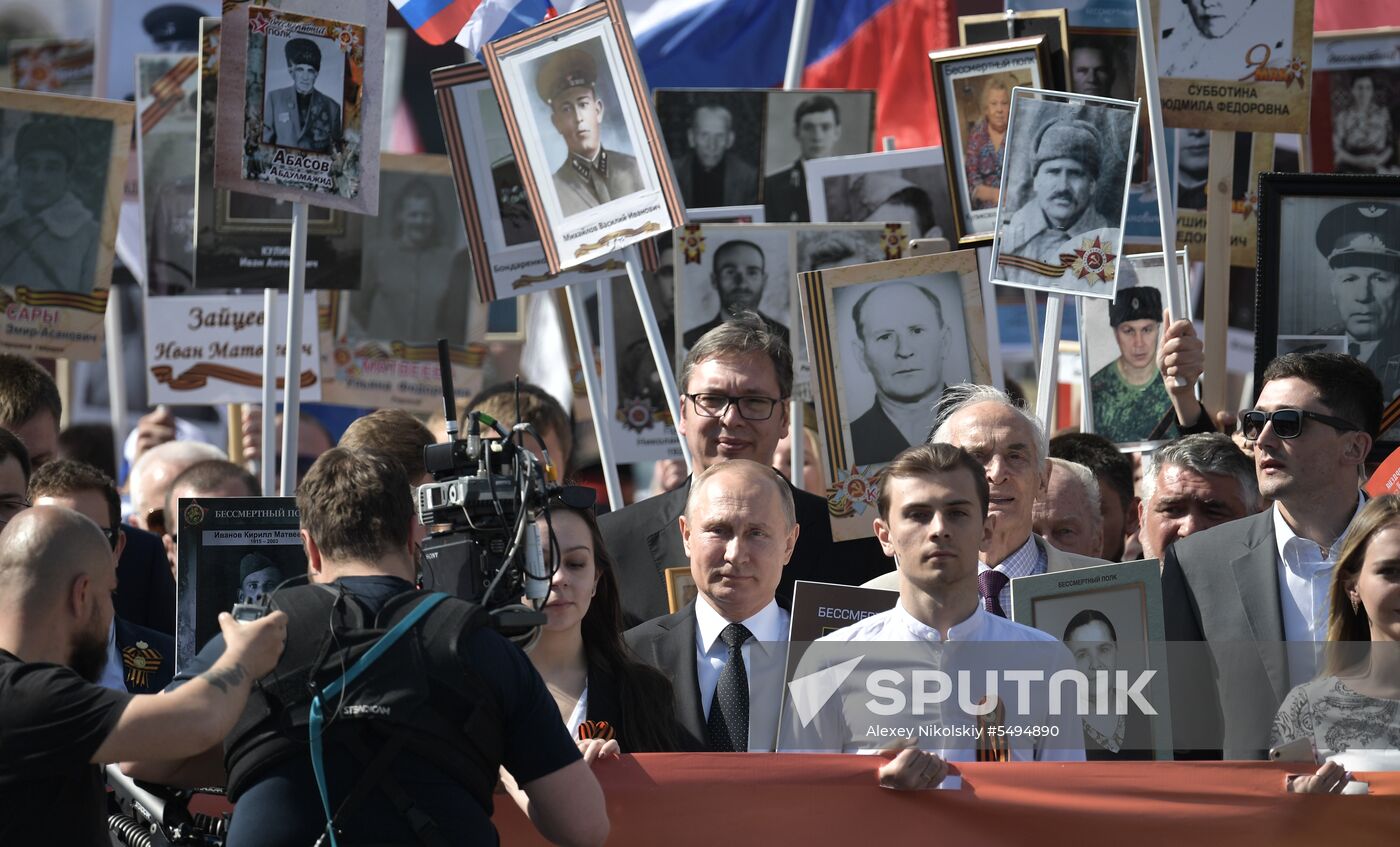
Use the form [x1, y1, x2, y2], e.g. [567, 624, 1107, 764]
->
[1062, 608, 1153, 760]
[1332, 73, 1396, 174]
[1272, 495, 1400, 792]
[964, 77, 1012, 211]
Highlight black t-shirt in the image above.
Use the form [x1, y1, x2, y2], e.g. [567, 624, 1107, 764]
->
[0, 649, 133, 846]
[173, 576, 581, 846]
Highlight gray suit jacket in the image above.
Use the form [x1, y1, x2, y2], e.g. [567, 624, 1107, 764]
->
[859, 533, 1104, 592]
[1161, 509, 1288, 759]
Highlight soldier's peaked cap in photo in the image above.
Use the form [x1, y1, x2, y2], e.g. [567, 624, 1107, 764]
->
[1033, 119, 1101, 174]
[536, 47, 598, 104]
[1315, 201, 1400, 273]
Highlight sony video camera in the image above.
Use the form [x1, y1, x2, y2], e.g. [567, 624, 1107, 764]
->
[415, 342, 593, 645]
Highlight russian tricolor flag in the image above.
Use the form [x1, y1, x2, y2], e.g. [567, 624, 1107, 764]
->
[392, 0, 558, 47]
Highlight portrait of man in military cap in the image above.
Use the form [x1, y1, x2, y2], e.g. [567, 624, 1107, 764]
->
[104, 1, 216, 101]
[261, 34, 343, 153]
[530, 40, 645, 218]
[0, 114, 104, 294]
[993, 94, 1136, 296]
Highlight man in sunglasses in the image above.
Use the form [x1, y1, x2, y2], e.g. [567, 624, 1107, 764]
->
[1161, 352, 1381, 759]
[600, 313, 891, 628]
[27, 459, 176, 695]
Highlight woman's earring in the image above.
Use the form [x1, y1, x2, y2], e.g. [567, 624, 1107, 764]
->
[1350, 593, 1362, 616]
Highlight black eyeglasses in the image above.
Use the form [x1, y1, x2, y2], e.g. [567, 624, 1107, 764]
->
[686, 393, 782, 421]
[1238, 408, 1361, 440]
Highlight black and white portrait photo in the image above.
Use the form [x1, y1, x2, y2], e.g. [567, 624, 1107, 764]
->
[991, 89, 1138, 299]
[476, 84, 539, 247]
[763, 90, 875, 223]
[0, 110, 108, 294]
[1068, 29, 1137, 101]
[676, 225, 792, 352]
[99, 0, 215, 100]
[833, 276, 972, 466]
[1081, 252, 1190, 445]
[261, 32, 343, 153]
[931, 39, 1045, 244]
[1174, 127, 1211, 211]
[960, 9, 1071, 91]
[347, 156, 474, 347]
[1330, 70, 1400, 174]
[805, 146, 954, 240]
[1158, 0, 1294, 81]
[655, 89, 764, 209]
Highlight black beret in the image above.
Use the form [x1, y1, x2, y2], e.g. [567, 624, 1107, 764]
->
[1109, 286, 1161, 327]
[284, 37, 321, 72]
[1315, 201, 1400, 273]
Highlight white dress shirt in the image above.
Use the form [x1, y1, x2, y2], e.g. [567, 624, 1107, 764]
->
[786, 601, 1085, 762]
[978, 534, 1046, 615]
[1273, 495, 1366, 685]
[565, 684, 589, 740]
[694, 596, 790, 752]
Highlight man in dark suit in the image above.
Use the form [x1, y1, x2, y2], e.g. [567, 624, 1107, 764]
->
[600, 314, 891, 629]
[1161, 352, 1380, 759]
[681, 240, 789, 349]
[764, 95, 842, 223]
[624, 459, 797, 751]
[113, 615, 175, 693]
[261, 37, 342, 153]
[672, 103, 759, 208]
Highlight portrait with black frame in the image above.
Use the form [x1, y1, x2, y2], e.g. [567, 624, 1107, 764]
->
[1254, 172, 1400, 451]
[959, 8, 1071, 92]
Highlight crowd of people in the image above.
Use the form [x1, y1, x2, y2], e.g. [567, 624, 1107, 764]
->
[1, 295, 1398, 842]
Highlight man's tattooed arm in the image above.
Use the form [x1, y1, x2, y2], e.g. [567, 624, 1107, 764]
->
[199, 663, 249, 694]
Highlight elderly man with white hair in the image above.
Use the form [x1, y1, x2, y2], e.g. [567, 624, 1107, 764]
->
[125, 440, 226, 531]
[1138, 432, 1260, 561]
[1032, 458, 1105, 559]
[864, 384, 1105, 615]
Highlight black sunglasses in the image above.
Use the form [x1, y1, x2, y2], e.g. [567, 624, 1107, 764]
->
[1238, 408, 1360, 440]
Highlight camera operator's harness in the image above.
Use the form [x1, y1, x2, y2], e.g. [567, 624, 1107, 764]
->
[223, 584, 500, 847]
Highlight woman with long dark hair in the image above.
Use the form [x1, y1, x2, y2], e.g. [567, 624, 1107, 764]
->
[1272, 495, 1400, 792]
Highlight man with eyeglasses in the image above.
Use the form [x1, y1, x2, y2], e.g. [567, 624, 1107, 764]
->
[27, 459, 176, 695]
[682, 239, 790, 349]
[0, 429, 30, 534]
[1161, 352, 1382, 759]
[601, 314, 891, 628]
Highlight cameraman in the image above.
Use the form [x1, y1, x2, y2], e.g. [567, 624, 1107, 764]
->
[0, 505, 286, 846]
[125, 448, 608, 846]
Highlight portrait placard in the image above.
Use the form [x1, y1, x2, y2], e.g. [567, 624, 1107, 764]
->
[0, 0, 96, 88]
[654, 88, 766, 210]
[215, 0, 384, 214]
[1151, 0, 1314, 133]
[664, 566, 697, 615]
[1009, 558, 1172, 760]
[1308, 28, 1400, 175]
[431, 61, 618, 302]
[989, 87, 1140, 300]
[175, 496, 304, 672]
[8, 38, 94, 94]
[930, 37, 1048, 246]
[762, 89, 876, 223]
[804, 145, 955, 241]
[1080, 250, 1193, 445]
[96, 0, 215, 99]
[320, 153, 488, 414]
[959, 9, 1071, 92]
[800, 251, 990, 542]
[482, 0, 685, 274]
[1175, 131, 1273, 266]
[1006, 0, 1137, 30]
[598, 269, 685, 464]
[0, 89, 130, 359]
[136, 52, 199, 293]
[784, 580, 898, 675]
[1255, 173, 1400, 450]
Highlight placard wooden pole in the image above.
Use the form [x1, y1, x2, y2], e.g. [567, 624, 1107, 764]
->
[228, 404, 245, 465]
[623, 245, 692, 473]
[782, 3, 816, 488]
[259, 288, 276, 496]
[1034, 293, 1067, 432]
[104, 283, 128, 466]
[565, 283, 623, 510]
[1025, 290, 1040, 379]
[1202, 132, 1235, 417]
[55, 357, 72, 430]
[278, 202, 309, 496]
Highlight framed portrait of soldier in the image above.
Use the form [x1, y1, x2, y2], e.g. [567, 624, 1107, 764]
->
[654, 89, 766, 210]
[1256, 172, 1400, 449]
[989, 87, 1140, 300]
[1009, 558, 1173, 761]
[1308, 28, 1400, 175]
[599, 270, 686, 464]
[1151, 0, 1314, 133]
[762, 89, 876, 223]
[959, 9, 1071, 92]
[801, 251, 990, 541]
[214, 0, 385, 214]
[0, 88, 131, 360]
[1175, 131, 1275, 267]
[432, 62, 616, 303]
[804, 145, 955, 240]
[1080, 250, 1192, 445]
[930, 37, 1049, 247]
[482, 0, 685, 274]
[95, 0, 215, 99]
[1066, 28, 1138, 102]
